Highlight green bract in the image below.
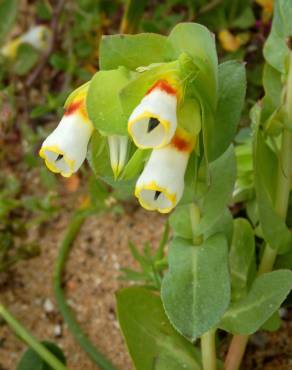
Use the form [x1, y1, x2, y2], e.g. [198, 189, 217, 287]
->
[87, 67, 132, 135]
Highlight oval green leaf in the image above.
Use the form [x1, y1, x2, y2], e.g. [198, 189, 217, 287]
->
[116, 286, 201, 370]
[220, 270, 292, 334]
[161, 234, 230, 341]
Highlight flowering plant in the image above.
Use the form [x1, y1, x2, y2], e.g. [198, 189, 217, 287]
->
[34, 2, 292, 369]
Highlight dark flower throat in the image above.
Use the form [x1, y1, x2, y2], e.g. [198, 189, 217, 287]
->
[147, 117, 160, 133]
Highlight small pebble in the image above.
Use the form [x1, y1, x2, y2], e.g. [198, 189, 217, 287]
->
[43, 298, 54, 313]
[279, 308, 289, 319]
[250, 332, 267, 348]
[53, 324, 62, 337]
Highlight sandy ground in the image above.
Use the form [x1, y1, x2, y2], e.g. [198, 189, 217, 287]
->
[0, 206, 166, 370]
[0, 205, 292, 370]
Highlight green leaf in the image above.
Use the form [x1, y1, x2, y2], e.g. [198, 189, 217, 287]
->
[264, 0, 292, 73]
[170, 204, 233, 244]
[0, 0, 18, 45]
[16, 341, 66, 370]
[261, 64, 282, 126]
[275, 249, 292, 269]
[209, 61, 246, 161]
[197, 0, 254, 31]
[99, 33, 168, 70]
[220, 270, 292, 334]
[121, 148, 150, 181]
[229, 218, 255, 302]
[231, 5, 255, 29]
[166, 25, 218, 164]
[166, 22, 218, 109]
[169, 205, 193, 240]
[161, 234, 230, 341]
[254, 130, 292, 253]
[87, 67, 131, 135]
[13, 44, 40, 75]
[195, 146, 236, 238]
[261, 311, 281, 332]
[177, 98, 201, 137]
[87, 131, 113, 179]
[204, 208, 233, 243]
[116, 286, 201, 370]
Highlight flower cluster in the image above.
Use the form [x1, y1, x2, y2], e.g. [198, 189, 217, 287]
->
[39, 23, 211, 214]
[39, 75, 198, 213]
[129, 79, 195, 213]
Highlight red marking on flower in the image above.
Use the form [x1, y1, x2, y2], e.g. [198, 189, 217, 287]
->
[64, 100, 83, 116]
[170, 132, 193, 152]
[146, 79, 177, 96]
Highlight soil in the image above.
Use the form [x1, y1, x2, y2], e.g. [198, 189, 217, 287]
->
[0, 203, 292, 370]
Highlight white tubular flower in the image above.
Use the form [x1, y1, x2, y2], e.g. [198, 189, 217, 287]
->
[128, 79, 179, 149]
[39, 89, 94, 177]
[1, 25, 51, 59]
[135, 128, 195, 213]
[108, 135, 128, 178]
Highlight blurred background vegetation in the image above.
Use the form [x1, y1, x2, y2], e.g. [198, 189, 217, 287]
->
[0, 0, 272, 273]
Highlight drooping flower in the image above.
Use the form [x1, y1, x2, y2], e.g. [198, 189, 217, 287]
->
[135, 128, 195, 213]
[39, 85, 94, 177]
[108, 135, 128, 178]
[1, 25, 51, 59]
[128, 79, 179, 149]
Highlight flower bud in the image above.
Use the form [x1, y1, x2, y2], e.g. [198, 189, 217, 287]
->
[108, 135, 128, 178]
[135, 128, 195, 213]
[39, 86, 93, 177]
[128, 79, 178, 149]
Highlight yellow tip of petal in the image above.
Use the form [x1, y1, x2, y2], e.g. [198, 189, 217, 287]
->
[39, 145, 75, 177]
[135, 182, 176, 214]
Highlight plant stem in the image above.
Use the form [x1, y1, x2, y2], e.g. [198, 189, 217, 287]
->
[189, 203, 203, 245]
[224, 52, 292, 370]
[53, 211, 118, 370]
[201, 329, 217, 370]
[120, 0, 148, 34]
[257, 244, 278, 276]
[0, 304, 67, 370]
[224, 335, 248, 370]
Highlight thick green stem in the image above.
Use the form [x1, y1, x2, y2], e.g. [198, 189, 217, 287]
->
[201, 329, 217, 370]
[224, 52, 292, 370]
[257, 245, 278, 276]
[54, 211, 118, 370]
[0, 304, 67, 370]
[189, 203, 203, 245]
